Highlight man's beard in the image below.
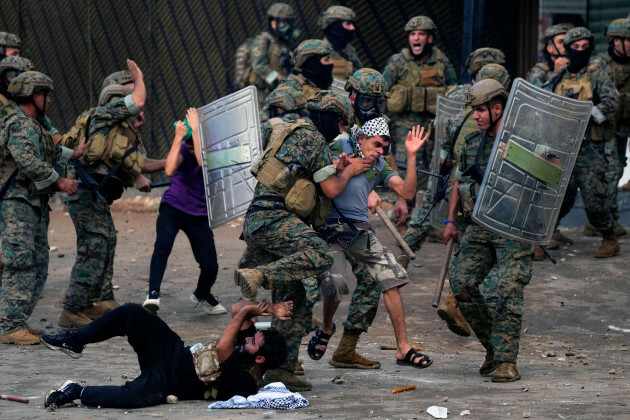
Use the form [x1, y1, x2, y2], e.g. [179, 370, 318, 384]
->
[237, 345, 258, 365]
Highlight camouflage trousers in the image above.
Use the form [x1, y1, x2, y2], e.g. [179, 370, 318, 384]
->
[318, 222, 408, 333]
[390, 112, 434, 188]
[449, 224, 533, 363]
[0, 199, 50, 334]
[404, 190, 499, 308]
[604, 137, 623, 221]
[64, 189, 117, 312]
[241, 209, 333, 371]
[556, 141, 614, 232]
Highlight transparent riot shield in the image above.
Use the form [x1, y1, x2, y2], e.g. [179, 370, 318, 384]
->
[197, 86, 262, 229]
[472, 78, 592, 244]
[429, 94, 466, 229]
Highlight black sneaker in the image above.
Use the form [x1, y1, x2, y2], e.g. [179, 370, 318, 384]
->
[44, 380, 82, 408]
[40, 331, 84, 359]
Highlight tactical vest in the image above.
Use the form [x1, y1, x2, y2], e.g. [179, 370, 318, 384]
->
[60, 108, 94, 150]
[81, 121, 146, 186]
[289, 73, 320, 99]
[331, 51, 354, 79]
[247, 32, 290, 89]
[451, 109, 477, 179]
[388, 48, 448, 114]
[0, 93, 18, 130]
[250, 117, 329, 225]
[0, 112, 59, 197]
[601, 53, 630, 122]
[554, 62, 615, 141]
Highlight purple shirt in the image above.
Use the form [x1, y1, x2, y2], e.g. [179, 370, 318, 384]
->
[161, 142, 207, 216]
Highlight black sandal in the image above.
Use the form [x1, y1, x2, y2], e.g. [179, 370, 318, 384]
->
[307, 323, 336, 360]
[396, 348, 433, 369]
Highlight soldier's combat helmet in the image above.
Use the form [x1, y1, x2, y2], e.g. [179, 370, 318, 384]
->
[465, 48, 506, 78]
[466, 78, 508, 107]
[0, 32, 21, 49]
[563, 27, 594, 48]
[0, 56, 33, 74]
[540, 23, 574, 52]
[99, 84, 133, 106]
[8, 70, 53, 100]
[265, 85, 306, 113]
[267, 2, 297, 43]
[267, 2, 294, 19]
[475, 64, 511, 90]
[319, 5, 356, 29]
[404, 16, 437, 35]
[345, 68, 389, 96]
[307, 90, 353, 124]
[101, 70, 133, 90]
[605, 18, 630, 44]
[292, 39, 333, 70]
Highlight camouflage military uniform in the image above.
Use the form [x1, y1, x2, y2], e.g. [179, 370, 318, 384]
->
[383, 47, 457, 175]
[62, 95, 142, 314]
[449, 129, 533, 363]
[240, 122, 335, 371]
[250, 31, 293, 106]
[319, 5, 362, 81]
[526, 62, 553, 88]
[547, 56, 619, 232]
[0, 107, 73, 335]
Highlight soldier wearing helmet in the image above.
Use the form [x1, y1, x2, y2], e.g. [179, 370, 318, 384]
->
[57, 60, 165, 330]
[248, 2, 301, 105]
[0, 32, 20, 59]
[546, 26, 621, 258]
[441, 79, 533, 384]
[319, 5, 362, 81]
[526, 23, 574, 87]
[382, 15, 457, 189]
[599, 18, 630, 220]
[235, 90, 361, 392]
[261, 85, 306, 148]
[0, 56, 33, 125]
[446, 47, 507, 102]
[0, 71, 89, 345]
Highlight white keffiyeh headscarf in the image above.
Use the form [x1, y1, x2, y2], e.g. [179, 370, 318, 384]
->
[350, 117, 390, 158]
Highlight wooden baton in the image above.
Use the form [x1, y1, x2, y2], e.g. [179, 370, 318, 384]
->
[391, 385, 416, 394]
[432, 237, 455, 308]
[0, 393, 29, 404]
[375, 206, 416, 260]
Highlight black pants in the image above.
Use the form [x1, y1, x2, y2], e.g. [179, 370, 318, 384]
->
[149, 202, 219, 298]
[76, 303, 207, 408]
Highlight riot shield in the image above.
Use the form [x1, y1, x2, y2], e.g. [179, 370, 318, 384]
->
[472, 78, 592, 244]
[429, 94, 466, 229]
[197, 86, 262, 229]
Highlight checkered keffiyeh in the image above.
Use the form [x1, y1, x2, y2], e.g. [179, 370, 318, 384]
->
[208, 382, 309, 410]
[350, 117, 390, 158]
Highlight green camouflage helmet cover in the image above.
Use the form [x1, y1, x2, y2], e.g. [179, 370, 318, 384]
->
[265, 85, 306, 111]
[267, 2, 294, 19]
[344, 68, 390, 97]
[465, 47, 506, 76]
[99, 84, 133, 106]
[563, 27, 594, 48]
[466, 78, 508, 107]
[404, 16, 436, 33]
[540, 23, 574, 51]
[101, 70, 133, 90]
[319, 5, 356, 29]
[475, 63, 511, 90]
[292, 39, 333, 70]
[8, 70, 54, 99]
[0, 56, 33, 74]
[605, 18, 630, 44]
[307, 89, 354, 124]
[0, 32, 21, 48]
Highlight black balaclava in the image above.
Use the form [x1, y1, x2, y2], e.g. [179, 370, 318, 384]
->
[609, 43, 630, 64]
[324, 21, 354, 50]
[301, 55, 334, 90]
[309, 110, 341, 143]
[566, 46, 591, 73]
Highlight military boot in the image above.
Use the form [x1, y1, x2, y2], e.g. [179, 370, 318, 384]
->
[595, 232, 620, 258]
[1, 329, 40, 345]
[294, 361, 304, 376]
[264, 368, 312, 392]
[582, 220, 600, 237]
[234, 268, 267, 299]
[329, 330, 381, 369]
[547, 229, 573, 249]
[58, 309, 91, 329]
[532, 245, 545, 261]
[82, 302, 112, 320]
[491, 362, 521, 382]
[615, 221, 627, 237]
[96, 299, 120, 311]
[437, 291, 471, 337]
[479, 348, 499, 376]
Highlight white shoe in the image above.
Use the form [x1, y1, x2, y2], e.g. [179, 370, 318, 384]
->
[143, 294, 160, 313]
[190, 294, 227, 315]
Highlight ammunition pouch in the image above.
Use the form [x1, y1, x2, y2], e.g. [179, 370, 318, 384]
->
[192, 340, 221, 384]
[457, 182, 479, 218]
[590, 119, 616, 142]
[618, 91, 630, 121]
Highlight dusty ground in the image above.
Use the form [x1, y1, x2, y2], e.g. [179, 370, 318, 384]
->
[0, 196, 629, 420]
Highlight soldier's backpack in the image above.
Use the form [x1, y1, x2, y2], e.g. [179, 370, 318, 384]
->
[60, 108, 95, 149]
[234, 38, 254, 91]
